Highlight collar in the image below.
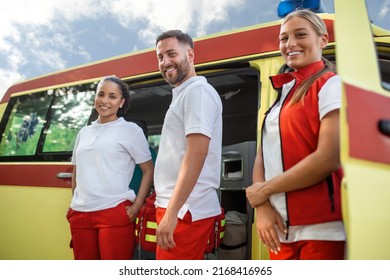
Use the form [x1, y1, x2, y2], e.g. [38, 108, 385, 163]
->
[269, 61, 325, 90]
[92, 117, 123, 126]
[174, 76, 204, 91]
[172, 76, 206, 99]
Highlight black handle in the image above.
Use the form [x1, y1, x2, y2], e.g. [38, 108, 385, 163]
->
[378, 120, 390, 137]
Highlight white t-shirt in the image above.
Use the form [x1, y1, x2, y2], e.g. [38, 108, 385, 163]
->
[71, 117, 152, 211]
[154, 76, 223, 221]
[263, 75, 346, 242]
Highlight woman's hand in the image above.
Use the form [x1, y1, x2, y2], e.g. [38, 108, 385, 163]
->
[255, 202, 286, 255]
[125, 205, 139, 222]
[246, 182, 269, 208]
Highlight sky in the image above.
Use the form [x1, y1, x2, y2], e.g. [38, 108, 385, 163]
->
[0, 0, 389, 100]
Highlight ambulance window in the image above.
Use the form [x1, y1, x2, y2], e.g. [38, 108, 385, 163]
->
[379, 59, 390, 91]
[0, 92, 52, 156]
[42, 84, 95, 153]
[0, 82, 96, 161]
[366, 1, 390, 91]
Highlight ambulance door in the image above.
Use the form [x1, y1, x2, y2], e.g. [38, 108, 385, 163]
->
[334, 0, 390, 259]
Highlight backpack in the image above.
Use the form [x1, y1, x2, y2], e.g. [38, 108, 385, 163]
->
[135, 192, 157, 252]
[135, 192, 225, 255]
[204, 207, 226, 254]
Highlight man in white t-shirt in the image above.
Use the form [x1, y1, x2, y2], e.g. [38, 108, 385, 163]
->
[154, 30, 223, 260]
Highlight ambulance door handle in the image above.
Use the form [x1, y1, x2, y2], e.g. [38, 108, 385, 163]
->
[378, 119, 390, 137]
[56, 172, 73, 179]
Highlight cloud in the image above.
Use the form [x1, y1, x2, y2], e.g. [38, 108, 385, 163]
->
[379, 0, 390, 19]
[106, 0, 245, 45]
[0, 0, 248, 100]
[0, 0, 94, 98]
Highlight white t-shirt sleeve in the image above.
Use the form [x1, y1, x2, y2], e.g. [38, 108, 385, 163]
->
[183, 84, 221, 138]
[318, 75, 342, 120]
[123, 124, 151, 164]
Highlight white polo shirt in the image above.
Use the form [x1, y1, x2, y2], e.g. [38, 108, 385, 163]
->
[71, 117, 151, 211]
[154, 76, 223, 221]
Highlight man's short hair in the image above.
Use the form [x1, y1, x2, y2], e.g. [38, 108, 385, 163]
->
[155, 30, 194, 49]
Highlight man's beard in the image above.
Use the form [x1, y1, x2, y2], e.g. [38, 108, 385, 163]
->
[163, 57, 191, 86]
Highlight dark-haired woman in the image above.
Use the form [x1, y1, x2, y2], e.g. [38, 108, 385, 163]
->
[67, 76, 154, 260]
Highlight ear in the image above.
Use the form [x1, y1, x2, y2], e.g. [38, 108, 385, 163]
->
[187, 48, 195, 63]
[320, 33, 329, 49]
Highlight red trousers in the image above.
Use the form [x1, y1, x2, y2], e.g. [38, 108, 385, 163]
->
[67, 201, 135, 260]
[270, 240, 346, 260]
[155, 207, 214, 260]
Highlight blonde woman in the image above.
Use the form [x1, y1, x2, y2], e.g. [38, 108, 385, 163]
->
[246, 9, 345, 260]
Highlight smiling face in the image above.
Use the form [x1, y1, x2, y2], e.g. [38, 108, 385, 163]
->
[279, 15, 328, 70]
[94, 80, 125, 124]
[156, 37, 195, 87]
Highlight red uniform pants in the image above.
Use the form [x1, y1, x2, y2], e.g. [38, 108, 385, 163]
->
[155, 207, 214, 260]
[270, 240, 346, 260]
[67, 201, 135, 260]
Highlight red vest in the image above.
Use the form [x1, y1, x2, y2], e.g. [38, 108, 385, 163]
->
[268, 61, 343, 226]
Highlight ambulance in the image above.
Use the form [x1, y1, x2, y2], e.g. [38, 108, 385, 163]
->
[0, 0, 389, 259]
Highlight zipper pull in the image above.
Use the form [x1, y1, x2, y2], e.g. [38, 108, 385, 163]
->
[285, 220, 290, 240]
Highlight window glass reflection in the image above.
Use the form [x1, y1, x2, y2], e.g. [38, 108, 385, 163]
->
[0, 92, 52, 156]
[43, 84, 96, 153]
